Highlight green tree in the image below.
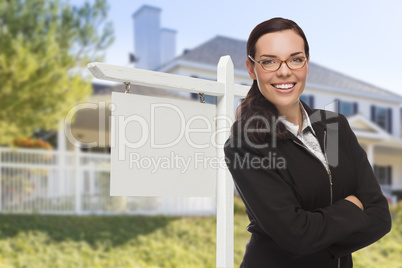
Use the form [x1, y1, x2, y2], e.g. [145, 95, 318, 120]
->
[0, 0, 114, 145]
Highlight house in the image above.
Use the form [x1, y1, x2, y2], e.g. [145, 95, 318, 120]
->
[65, 5, 402, 208]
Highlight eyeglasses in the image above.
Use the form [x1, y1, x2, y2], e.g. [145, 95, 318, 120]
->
[248, 54, 307, 72]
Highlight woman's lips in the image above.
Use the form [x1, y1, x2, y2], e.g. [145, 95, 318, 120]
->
[271, 82, 296, 94]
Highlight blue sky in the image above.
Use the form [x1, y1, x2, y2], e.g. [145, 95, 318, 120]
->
[73, 0, 402, 96]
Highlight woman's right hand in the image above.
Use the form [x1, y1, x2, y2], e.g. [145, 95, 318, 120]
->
[345, 195, 364, 211]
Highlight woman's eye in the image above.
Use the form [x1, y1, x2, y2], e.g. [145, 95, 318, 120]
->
[290, 57, 304, 63]
[261, 59, 275, 65]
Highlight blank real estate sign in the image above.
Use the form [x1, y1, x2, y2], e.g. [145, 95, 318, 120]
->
[110, 92, 217, 197]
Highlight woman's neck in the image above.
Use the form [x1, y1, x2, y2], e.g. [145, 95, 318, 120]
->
[277, 101, 303, 132]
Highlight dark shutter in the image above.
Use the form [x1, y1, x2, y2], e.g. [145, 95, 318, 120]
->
[387, 108, 393, 134]
[370, 105, 376, 122]
[309, 96, 315, 109]
[353, 102, 358, 115]
[387, 166, 392, 185]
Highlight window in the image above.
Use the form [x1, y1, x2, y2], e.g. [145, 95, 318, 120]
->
[299, 94, 314, 108]
[336, 100, 358, 116]
[371, 106, 392, 133]
[373, 165, 392, 186]
[84, 171, 90, 193]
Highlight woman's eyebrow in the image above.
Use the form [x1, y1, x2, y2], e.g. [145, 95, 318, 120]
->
[260, 51, 304, 58]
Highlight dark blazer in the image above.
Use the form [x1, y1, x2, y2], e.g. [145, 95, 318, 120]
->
[224, 102, 392, 268]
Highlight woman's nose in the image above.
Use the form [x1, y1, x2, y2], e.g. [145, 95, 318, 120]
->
[276, 62, 292, 77]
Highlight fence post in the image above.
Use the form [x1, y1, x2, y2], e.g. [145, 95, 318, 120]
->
[58, 120, 66, 212]
[216, 56, 234, 268]
[74, 145, 82, 214]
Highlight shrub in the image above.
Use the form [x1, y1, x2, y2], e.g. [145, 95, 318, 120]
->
[13, 137, 52, 150]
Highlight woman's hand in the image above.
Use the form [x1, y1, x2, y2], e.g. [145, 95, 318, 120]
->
[345, 195, 364, 211]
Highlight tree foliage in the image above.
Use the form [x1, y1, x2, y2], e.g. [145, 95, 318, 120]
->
[0, 0, 114, 145]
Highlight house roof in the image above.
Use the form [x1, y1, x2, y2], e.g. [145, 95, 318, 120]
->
[176, 36, 247, 71]
[173, 35, 402, 100]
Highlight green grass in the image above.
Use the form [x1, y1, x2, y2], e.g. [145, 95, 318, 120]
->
[0, 198, 400, 268]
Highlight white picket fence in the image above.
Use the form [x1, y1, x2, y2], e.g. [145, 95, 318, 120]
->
[0, 147, 215, 215]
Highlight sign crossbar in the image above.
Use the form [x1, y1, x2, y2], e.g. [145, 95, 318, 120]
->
[88, 61, 248, 98]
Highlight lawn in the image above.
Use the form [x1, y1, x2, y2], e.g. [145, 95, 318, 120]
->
[0, 198, 400, 268]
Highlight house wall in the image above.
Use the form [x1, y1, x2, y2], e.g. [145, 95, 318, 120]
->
[161, 64, 252, 103]
[166, 64, 251, 84]
[304, 88, 401, 138]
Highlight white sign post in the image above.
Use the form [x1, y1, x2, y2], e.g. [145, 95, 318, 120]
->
[88, 56, 249, 268]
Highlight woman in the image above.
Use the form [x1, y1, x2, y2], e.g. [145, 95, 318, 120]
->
[224, 18, 391, 268]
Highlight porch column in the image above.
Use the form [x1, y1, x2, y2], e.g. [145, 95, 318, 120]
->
[58, 119, 67, 152]
[366, 144, 374, 167]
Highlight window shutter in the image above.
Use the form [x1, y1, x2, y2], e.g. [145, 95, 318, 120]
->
[387, 108, 393, 134]
[371, 105, 376, 122]
[387, 166, 392, 185]
[353, 102, 358, 114]
[309, 96, 315, 109]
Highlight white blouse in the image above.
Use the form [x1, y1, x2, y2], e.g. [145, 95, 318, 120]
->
[278, 102, 329, 171]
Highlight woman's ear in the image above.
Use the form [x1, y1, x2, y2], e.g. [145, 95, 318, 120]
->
[246, 59, 257, 80]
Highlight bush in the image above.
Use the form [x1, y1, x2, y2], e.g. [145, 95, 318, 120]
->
[13, 137, 52, 150]
[234, 195, 246, 215]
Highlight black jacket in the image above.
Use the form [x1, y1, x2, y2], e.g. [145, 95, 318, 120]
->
[224, 102, 392, 268]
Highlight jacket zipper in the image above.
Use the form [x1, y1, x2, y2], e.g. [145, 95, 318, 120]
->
[292, 130, 341, 267]
[323, 131, 340, 268]
[291, 130, 332, 204]
[323, 132, 340, 268]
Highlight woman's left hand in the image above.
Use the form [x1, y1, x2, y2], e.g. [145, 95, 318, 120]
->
[344, 195, 364, 211]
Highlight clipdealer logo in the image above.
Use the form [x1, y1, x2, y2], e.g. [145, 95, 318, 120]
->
[63, 99, 340, 170]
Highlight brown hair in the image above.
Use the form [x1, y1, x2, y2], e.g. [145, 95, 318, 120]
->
[232, 17, 310, 144]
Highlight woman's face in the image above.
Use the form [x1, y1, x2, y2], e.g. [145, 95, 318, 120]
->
[246, 30, 309, 114]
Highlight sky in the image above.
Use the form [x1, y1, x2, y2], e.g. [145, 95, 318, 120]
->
[72, 0, 402, 96]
